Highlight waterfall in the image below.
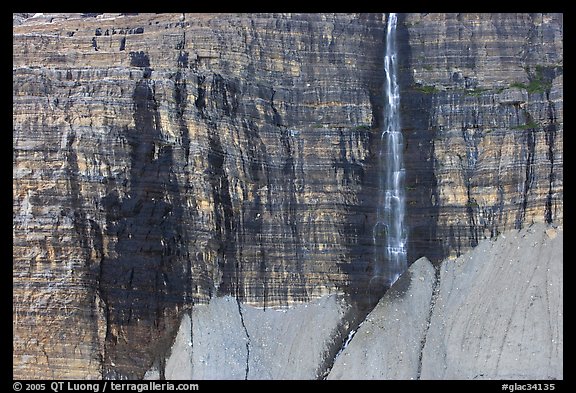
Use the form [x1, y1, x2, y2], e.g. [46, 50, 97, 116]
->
[373, 12, 407, 288]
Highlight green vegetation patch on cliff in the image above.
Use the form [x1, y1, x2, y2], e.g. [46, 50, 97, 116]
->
[510, 65, 562, 94]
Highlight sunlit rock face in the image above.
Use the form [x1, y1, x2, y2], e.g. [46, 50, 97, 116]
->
[13, 12, 387, 379]
[13, 13, 562, 379]
[399, 13, 563, 263]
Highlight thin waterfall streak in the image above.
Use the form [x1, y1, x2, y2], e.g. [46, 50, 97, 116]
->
[373, 12, 407, 288]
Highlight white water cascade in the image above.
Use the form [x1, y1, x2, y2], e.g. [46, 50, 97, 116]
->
[373, 12, 407, 288]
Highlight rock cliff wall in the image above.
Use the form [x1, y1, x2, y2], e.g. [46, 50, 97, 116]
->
[13, 12, 387, 379]
[13, 13, 562, 379]
[399, 13, 563, 262]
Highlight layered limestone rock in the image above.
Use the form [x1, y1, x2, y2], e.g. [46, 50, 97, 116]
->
[13, 13, 562, 379]
[400, 13, 563, 262]
[327, 223, 563, 380]
[13, 12, 387, 380]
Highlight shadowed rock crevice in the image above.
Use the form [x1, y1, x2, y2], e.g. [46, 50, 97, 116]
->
[334, 12, 386, 311]
[541, 66, 562, 225]
[543, 101, 557, 224]
[206, 120, 237, 298]
[415, 264, 440, 379]
[235, 297, 251, 379]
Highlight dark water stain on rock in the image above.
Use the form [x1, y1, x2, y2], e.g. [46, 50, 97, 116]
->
[396, 13, 443, 265]
[99, 53, 191, 379]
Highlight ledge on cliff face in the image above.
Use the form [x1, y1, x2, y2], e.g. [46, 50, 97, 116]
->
[327, 223, 562, 380]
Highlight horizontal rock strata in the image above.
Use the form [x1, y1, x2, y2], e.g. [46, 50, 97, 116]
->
[13, 13, 562, 379]
[400, 13, 563, 262]
[13, 13, 387, 379]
